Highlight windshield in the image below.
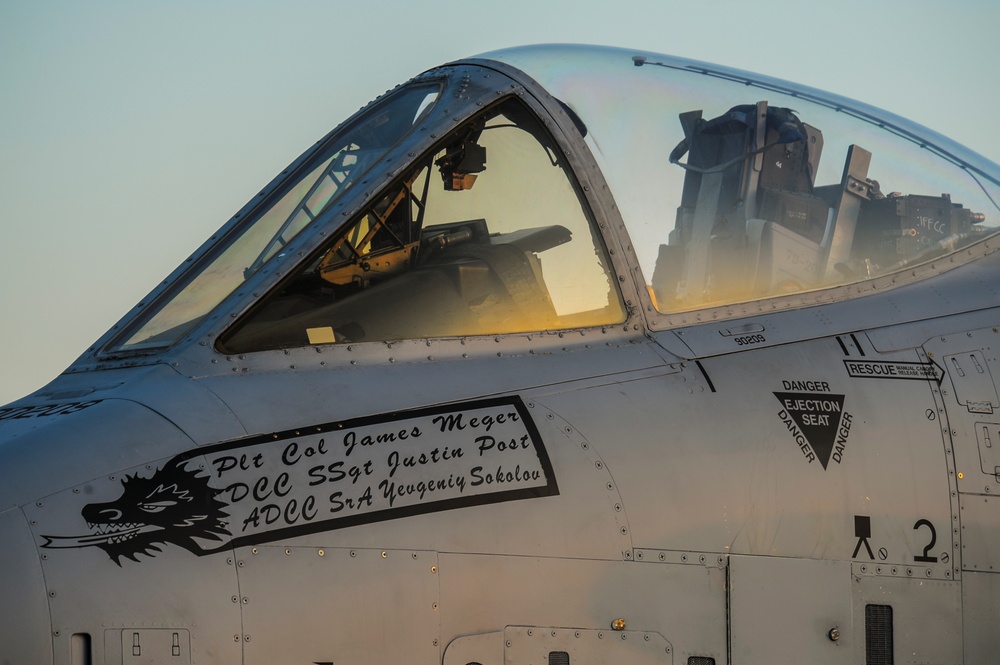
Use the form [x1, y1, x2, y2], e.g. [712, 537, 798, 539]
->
[219, 98, 625, 352]
[105, 82, 441, 353]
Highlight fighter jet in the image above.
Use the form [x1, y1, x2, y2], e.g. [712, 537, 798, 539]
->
[2, 44, 998, 665]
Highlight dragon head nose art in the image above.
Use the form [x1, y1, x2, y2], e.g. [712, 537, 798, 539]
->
[43, 458, 230, 565]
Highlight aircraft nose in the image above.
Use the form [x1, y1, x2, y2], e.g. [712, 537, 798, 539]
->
[0, 507, 53, 663]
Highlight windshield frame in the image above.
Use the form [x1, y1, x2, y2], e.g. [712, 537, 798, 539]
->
[76, 60, 642, 375]
[97, 76, 448, 359]
[215, 95, 628, 353]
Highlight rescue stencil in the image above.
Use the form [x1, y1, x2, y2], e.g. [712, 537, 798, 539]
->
[843, 359, 944, 382]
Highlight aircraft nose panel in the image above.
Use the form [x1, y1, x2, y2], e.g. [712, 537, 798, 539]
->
[0, 398, 197, 510]
[0, 507, 53, 664]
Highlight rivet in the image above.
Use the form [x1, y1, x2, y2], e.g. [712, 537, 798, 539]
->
[318, 549, 325, 557]
[252, 547, 259, 555]
[381, 551, 387, 558]
[431, 565, 437, 573]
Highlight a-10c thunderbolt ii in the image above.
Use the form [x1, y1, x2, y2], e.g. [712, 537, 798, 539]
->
[2, 43, 999, 665]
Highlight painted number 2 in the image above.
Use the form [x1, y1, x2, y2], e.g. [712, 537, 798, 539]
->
[913, 519, 938, 563]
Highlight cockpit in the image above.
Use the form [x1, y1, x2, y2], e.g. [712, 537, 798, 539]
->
[98, 45, 1000, 359]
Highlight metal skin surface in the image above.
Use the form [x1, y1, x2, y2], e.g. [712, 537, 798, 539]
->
[2, 45, 999, 665]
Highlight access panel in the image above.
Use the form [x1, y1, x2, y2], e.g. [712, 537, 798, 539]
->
[729, 555, 853, 665]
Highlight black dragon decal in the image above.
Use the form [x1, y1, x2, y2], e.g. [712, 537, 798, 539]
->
[42, 459, 230, 565]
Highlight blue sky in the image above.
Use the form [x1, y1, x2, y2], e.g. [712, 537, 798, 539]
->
[2, 0, 998, 404]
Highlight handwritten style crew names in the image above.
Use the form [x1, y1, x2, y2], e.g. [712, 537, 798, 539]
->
[202, 400, 554, 540]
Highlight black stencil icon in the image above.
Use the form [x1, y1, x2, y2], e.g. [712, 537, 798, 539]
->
[853, 515, 874, 559]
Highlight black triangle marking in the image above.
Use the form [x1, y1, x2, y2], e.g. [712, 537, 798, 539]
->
[774, 392, 845, 470]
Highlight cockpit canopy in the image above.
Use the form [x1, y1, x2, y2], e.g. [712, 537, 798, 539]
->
[484, 46, 997, 318]
[100, 45, 1000, 358]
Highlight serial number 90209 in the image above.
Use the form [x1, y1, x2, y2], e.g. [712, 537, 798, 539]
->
[734, 334, 766, 346]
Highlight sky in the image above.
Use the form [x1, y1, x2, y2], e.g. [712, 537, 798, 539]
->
[2, 0, 998, 405]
